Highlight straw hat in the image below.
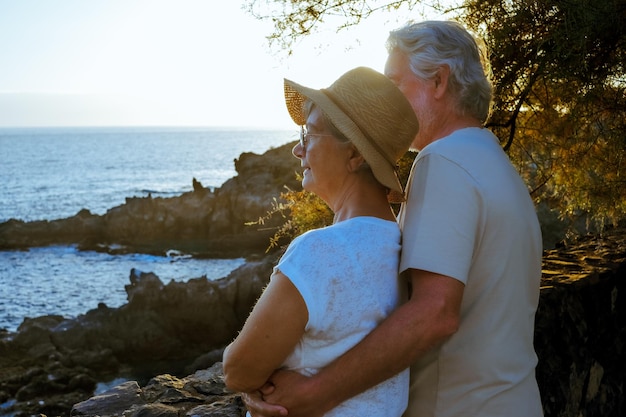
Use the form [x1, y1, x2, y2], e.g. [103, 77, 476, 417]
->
[284, 66, 418, 193]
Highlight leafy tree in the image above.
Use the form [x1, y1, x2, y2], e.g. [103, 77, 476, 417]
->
[245, 0, 626, 232]
[463, 0, 626, 227]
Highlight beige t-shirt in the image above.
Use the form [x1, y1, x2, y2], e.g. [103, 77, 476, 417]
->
[399, 128, 544, 417]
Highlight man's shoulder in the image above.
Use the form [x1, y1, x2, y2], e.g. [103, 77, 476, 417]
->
[419, 128, 499, 161]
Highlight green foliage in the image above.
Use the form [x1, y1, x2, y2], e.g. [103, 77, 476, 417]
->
[247, 181, 334, 252]
[461, 0, 626, 225]
[244, 0, 436, 53]
[398, 150, 417, 189]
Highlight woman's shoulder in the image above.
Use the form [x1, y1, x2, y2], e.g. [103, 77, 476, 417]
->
[340, 216, 400, 234]
[290, 218, 399, 250]
[300, 217, 398, 235]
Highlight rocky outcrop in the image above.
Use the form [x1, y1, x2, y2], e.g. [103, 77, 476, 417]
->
[0, 229, 624, 417]
[0, 142, 301, 257]
[70, 364, 241, 417]
[0, 256, 276, 417]
[536, 231, 626, 417]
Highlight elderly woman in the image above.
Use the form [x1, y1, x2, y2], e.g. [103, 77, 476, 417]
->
[222, 66, 418, 416]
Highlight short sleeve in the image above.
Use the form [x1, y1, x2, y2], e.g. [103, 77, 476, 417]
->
[399, 153, 481, 284]
[274, 232, 328, 330]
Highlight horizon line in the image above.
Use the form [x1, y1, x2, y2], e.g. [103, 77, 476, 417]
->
[0, 124, 294, 131]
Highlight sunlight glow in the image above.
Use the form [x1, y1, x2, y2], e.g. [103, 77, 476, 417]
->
[0, 0, 447, 128]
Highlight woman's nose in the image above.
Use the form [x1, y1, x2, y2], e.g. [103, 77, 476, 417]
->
[292, 142, 303, 158]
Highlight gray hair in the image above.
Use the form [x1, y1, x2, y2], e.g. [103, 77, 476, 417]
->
[387, 20, 493, 123]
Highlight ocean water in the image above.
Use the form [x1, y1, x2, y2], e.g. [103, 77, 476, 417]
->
[0, 126, 297, 332]
[0, 126, 296, 222]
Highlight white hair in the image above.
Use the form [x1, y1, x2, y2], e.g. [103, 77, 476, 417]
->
[387, 20, 493, 123]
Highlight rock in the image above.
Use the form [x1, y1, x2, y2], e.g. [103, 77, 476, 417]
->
[71, 380, 144, 416]
[0, 142, 301, 257]
[192, 177, 204, 193]
[0, 257, 275, 417]
[69, 363, 242, 417]
[184, 348, 225, 375]
[535, 230, 626, 417]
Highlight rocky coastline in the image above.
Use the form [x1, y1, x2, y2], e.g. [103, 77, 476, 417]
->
[0, 142, 302, 258]
[0, 143, 624, 417]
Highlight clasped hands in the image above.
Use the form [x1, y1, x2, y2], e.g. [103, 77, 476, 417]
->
[242, 369, 326, 417]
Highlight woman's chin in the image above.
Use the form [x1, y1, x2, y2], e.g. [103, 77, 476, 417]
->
[301, 179, 313, 193]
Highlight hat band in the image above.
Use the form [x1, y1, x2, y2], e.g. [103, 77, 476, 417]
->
[321, 88, 398, 173]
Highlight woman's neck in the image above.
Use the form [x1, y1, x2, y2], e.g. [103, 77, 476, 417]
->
[331, 183, 396, 224]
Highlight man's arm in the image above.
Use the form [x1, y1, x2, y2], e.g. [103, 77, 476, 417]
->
[247, 269, 464, 417]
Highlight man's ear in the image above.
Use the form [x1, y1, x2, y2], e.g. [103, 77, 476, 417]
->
[434, 64, 450, 99]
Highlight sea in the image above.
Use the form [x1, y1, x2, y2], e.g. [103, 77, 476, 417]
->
[0, 126, 297, 332]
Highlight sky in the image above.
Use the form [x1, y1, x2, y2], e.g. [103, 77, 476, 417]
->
[0, 0, 443, 129]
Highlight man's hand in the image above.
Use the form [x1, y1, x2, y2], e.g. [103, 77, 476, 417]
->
[243, 370, 328, 417]
[263, 370, 328, 417]
[242, 385, 288, 417]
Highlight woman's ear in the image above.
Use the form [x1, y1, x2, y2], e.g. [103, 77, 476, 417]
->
[347, 146, 366, 172]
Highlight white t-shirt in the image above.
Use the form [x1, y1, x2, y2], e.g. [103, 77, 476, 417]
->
[398, 128, 544, 417]
[276, 216, 409, 417]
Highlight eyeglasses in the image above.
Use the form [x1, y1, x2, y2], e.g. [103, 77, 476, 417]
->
[299, 126, 334, 150]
